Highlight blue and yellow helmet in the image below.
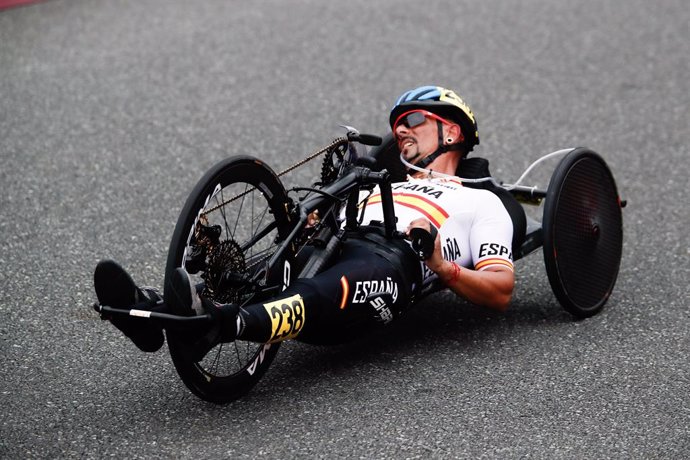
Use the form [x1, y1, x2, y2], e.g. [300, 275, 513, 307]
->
[390, 85, 479, 151]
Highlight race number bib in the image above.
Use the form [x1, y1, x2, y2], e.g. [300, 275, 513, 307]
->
[262, 295, 306, 343]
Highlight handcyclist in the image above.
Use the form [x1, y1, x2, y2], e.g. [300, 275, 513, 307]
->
[94, 85, 515, 356]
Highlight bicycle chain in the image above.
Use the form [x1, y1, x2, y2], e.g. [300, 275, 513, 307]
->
[276, 137, 348, 179]
[202, 137, 348, 215]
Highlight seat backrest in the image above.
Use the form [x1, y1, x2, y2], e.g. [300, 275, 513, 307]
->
[368, 133, 527, 255]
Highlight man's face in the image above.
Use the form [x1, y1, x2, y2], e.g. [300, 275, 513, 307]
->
[393, 110, 454, 165]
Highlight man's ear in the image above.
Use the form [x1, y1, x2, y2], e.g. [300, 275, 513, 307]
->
[446, 124, 463, 143]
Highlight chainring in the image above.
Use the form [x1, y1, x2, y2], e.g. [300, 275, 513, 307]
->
[319, 143, 347, 185]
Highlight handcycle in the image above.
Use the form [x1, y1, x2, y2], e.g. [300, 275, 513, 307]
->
[94, 127, 625, 404]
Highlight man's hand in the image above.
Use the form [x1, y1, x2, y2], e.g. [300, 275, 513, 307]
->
[405, 218, 443, 271]
[306, 210, 320, 228]
[405, 217, 514, 311]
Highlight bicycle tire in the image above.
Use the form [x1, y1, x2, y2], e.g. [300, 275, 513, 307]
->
[164, 155, 295, 403]
[542, 148, 623, 318]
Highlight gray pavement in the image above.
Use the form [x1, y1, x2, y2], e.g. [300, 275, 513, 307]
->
[1, 0, 688, 458]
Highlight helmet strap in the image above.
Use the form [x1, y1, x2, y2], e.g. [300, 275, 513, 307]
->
[414, 121, 462, 170]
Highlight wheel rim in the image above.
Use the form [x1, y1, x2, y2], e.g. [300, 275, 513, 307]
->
[192, 341, 273, 383]
[163, 158, 293, 396]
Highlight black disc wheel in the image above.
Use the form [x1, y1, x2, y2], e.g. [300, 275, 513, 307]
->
[542, 148, 624, 318]
[164, 155, 295, 403]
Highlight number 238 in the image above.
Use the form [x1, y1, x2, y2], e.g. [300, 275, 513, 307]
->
[264, 295, 305, 343]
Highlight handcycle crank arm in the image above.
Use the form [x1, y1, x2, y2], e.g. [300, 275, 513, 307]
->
[265, 172, 360, 270]
[300, 167, 391, 213]
[304, 167, 395, 235]
[93, 303, 214, 331]
[262, 174, 353, 273]
[300, 170, 360, 211]
[265, 166, 396, 275]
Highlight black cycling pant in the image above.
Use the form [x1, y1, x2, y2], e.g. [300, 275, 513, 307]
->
[236, 232, 422, 345]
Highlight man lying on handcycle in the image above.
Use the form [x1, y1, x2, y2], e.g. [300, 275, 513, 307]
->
[95, 85, 515, 357]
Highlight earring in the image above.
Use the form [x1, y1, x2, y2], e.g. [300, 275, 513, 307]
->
[446, 138, 453, 144]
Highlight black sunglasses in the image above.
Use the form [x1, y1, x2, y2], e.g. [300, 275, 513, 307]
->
[393, 110, 452, 131]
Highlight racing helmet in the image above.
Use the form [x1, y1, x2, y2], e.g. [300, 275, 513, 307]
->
[389, 85, 479, 152]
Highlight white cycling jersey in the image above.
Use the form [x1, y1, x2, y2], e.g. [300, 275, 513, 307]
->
[359, 176, 514, 285]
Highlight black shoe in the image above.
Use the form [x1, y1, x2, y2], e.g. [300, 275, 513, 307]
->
[168, 268, 239, 361]
[94, 259, 165, 353]
[168, 268, 205, 317]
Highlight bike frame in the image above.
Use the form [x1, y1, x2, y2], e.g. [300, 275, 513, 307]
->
[94, 138, 567, 329]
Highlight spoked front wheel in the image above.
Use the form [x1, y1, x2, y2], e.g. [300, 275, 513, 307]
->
[164, 155, 295, 403]
[542, 148, 624, 318]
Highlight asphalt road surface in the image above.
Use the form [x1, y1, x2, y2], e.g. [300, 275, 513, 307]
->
[1, 0, 688, 458]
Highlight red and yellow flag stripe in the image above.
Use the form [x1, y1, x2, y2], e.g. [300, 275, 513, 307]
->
[367, 192, 449, 229]
[475, 258, 514, 272]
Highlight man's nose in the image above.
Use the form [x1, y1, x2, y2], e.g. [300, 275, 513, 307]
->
[394, 123, 409, 138]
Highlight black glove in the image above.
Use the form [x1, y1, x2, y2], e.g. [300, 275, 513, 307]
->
[409, 226, 438, 260]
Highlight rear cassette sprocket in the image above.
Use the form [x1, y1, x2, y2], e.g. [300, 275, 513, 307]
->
[202, 239, 247, 304]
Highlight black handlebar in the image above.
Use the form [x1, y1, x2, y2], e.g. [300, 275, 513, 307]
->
[351, 133, 383, 146]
